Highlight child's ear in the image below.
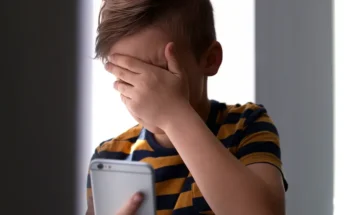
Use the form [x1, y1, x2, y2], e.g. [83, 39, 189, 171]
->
[201, 41, 223, 77]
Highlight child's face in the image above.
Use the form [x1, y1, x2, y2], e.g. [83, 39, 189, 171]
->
[109, 27, 218, 134]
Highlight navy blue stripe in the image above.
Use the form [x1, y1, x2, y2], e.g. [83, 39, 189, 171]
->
[193, 196, 211, 212]
[236, 141, 281, 159]
[156, 194, 179, 210]
[223, 112, 244, 124]
[94, 147, 178, 161]
[221, 108, 263, 126]
[86, 174, 91, 188]
[224, 105, 267, 125]
[206, 100, 221, 135]
[98, 138, 113, 147]
[220, 129, 244, 148]
[243, 107, 267, 126]
[155, 164, 189, 183]
[128, 136, 139, 143]
[241, 108, 259, 121]
[91, 151, 100, 160]
[144, 129, 178, 155]
[132, 150, 155, 161]
[210, 123, 222, 136]
[222, 108, 256, 124]
[219, 121, 278, 148]
[220, 130, 243, 148]
[131, 149, 179, 160]
[181, 177, 194, 192]
[172, 206, 194, 215]
[97, 151, 129, 160]
[243, 121, 279, 137]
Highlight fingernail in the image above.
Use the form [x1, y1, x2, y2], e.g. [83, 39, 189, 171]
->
[133, 193, 143, 203]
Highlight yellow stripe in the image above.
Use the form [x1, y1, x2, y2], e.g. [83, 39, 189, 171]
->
[141, 155, 182, 169]
[216, 119, 246, 140]
[131, 139, 154, 152]
[157, 210, 173, 215]
[174, 191, 193, 209]
[98, 140, 133, 154]
[228, 146, 238, 155]
[191, 182, 203, 198]
[254, 114, 274, 123]
[155, 178, 186, 195]
[216, 104, 269, 140]
[239, 131, 280, 148]
[114, 124, 142, 141]
[240, 152, 282, 169]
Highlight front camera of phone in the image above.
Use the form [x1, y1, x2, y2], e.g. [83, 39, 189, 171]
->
[97, 163, 104, 169]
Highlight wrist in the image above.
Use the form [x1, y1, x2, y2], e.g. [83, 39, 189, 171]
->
[160, 100, 196, 132]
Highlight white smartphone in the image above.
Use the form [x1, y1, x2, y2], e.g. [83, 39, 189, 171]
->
[90, 159, 156, 215]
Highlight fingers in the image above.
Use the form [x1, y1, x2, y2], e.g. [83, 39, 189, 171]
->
[114, 80, 133, 98]
[165, 42, 182, 76]
[105, 62, 138, 85]
[108, 54, 153, 75]
[116, 192, 143, 215]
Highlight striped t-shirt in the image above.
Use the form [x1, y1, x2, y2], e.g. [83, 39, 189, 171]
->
[86, 100, 287, 215]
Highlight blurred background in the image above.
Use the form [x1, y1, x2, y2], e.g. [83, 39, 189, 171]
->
[6, 0, 347, 214]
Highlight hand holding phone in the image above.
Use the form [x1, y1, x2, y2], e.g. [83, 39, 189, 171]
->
[90, 159, 156, 215]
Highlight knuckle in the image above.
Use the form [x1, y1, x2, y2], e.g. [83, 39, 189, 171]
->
[114, 81, 119, 90]
[109, 55, 117, 65]
[110, 54, 117, 62]
[104, 62, 111, 71]
[117, 70, 125, 79]
[117, 83, 123, 92]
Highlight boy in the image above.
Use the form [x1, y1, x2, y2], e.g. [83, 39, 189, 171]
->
[87, 0, 287, 214]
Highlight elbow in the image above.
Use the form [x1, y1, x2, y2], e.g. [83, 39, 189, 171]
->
[263, 193, 285, 215]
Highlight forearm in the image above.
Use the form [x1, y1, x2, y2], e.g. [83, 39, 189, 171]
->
[163, 103, 280, 215]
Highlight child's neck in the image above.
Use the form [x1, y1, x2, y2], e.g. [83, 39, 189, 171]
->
[153, 98, 211, 149]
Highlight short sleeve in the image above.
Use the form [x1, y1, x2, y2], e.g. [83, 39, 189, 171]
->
[236, 105, 288, 191]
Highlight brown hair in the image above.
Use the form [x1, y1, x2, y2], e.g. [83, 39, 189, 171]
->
[95, 0, 216, 62]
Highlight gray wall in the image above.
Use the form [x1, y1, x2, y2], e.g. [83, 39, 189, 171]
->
[6, 0, 79, 214]
[255, 1, 333, 215]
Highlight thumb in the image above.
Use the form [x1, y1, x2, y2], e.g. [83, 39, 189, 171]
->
[165, 42, 182, 76]
[117, 192, 143, 215]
